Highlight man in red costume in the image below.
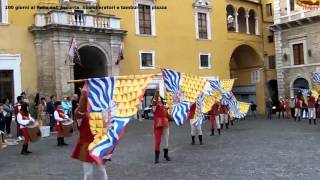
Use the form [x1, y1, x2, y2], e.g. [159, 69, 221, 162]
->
[188, 103, 203, 145]
[220, 103, 229, 130]
[209, 101, 221, 136]
[152, 90, 171, 164]
[72, 90, 109, 180]
[307, 94, 316, 125]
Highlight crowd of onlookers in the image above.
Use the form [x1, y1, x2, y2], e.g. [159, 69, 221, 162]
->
[265, 91, 320, 124]
[0, 92, 79, 144]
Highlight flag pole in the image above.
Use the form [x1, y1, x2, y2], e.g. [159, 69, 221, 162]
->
[67, 73, 163, 84]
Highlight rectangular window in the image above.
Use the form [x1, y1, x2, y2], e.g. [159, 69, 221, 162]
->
[140, 51, 155, 69]
[290, 0, 295, 11]
[0, 70, 14, 103]
[198, 13, 208, 39]
[268, 35, 274, 43]
[266, 3, 273, 16]
[268, 56, 276, 69]
[199, 53, 211, 69]
[0, 0, 7, 23]
[138, 4, 152, 35]
[293, 43, 304, 65]
[251, 70, 260, 83]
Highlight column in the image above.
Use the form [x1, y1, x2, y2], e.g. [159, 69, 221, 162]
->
[245, 13, 250, 34]
[234, 12, 239, 32]
[286, 0, 291, 16]
[255, 16, 259, 35]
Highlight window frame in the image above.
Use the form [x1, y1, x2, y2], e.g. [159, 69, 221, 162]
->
[289, 36, 308, 66]
[199, 53, 211, 69]
[195, 9, 211, 40]
[266, 3, 273, 17]
[268, 55, 276, 69]
[251, 70, 260, 83]
[0, 0, 8, 24]
[139, 50, 156, 70]
[135, 1, 156, 36]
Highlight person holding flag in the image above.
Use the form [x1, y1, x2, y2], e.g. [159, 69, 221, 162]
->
[72, 90, 108, 180]
[209, 101, 221, 136]
[188, 103, 203, 145]
[152, 90, 171, 164]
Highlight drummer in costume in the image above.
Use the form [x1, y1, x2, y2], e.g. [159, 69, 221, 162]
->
[72, 90, 108, 180]
[152, 90, 171, 164]
[17, 103, 35, 155]
[54, 101, 69, 146]
[188, 103, 203, 145]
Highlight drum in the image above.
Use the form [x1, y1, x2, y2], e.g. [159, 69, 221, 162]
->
[27, 124, 42, 143]
[62, 120, 74, 137]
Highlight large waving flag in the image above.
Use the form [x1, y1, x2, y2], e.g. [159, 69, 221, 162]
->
[85, 75, 153, 164]
[162, 69, 206, 126]
[192, 92, 206, 126]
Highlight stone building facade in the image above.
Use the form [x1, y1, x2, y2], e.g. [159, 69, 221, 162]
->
[272, 0, 320, 98]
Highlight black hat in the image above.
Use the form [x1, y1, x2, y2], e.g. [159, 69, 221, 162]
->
[54, 101, 62, 107]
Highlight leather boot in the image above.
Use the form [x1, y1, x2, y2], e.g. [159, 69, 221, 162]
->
[218, 129, 221, 136]
[21, 144, 28, 155]
[155, 150, 160, 164]
[210, 129, 214, 136]
[231, 121, 234, 125]
[61, 138, 68, 146]
[199, 135, 203, 145]
[163, 149, 171, 161]
[226, 123, 229, 129]
[314, 119, 317, 125]
[191, 136, 195, 145]
[26, 144, 32, 154]
[309, 119, 312, 125]
[221, 124, 224, 130]
[57, 138, 62, 146]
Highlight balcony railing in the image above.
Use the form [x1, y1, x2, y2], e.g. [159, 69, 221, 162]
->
[34, 10, 121, 29]
[275, 9, 320, 24]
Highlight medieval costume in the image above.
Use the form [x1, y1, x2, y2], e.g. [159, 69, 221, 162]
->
[220, 104, 229, 129]
[307, 95, 316, 125]
[188, 103, 203, 145]
[17, 103, 35, 155]
[152, 94, 171, 164]
[72, 91, 108, 180]
[209, 102, 221, 136]
[54, 101, 68, 146]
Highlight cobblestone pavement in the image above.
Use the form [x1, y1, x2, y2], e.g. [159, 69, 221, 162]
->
[1, 117, 320, 180]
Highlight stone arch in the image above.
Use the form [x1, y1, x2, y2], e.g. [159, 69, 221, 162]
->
[248, 9, 256, 35]
[290, 77, 310, 97]
[74, 45, 109, 94]
[237, 7, 246, 33]
[226, 4, 236, 32]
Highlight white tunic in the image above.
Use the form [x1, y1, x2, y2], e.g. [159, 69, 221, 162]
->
[17, 113, 35, 129]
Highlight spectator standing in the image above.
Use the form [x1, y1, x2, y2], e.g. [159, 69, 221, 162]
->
[62, 97, 72, 118]
[3, 98, 13, 137]
[0, 104, 5, 143]
[47, 95, 56, 132]
[250, 101, 257, 119]
[266, 98, 273, 120]
[71, 94, 79, 119]
[38, 97, 47, 125]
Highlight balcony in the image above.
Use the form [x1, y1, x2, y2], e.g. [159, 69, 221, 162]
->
[33, 10, 121, 29]
[275, 9, 320, 24]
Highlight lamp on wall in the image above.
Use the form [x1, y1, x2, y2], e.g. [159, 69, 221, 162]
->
[283, 53, 288, 61]
[308, 49, 312, 57]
